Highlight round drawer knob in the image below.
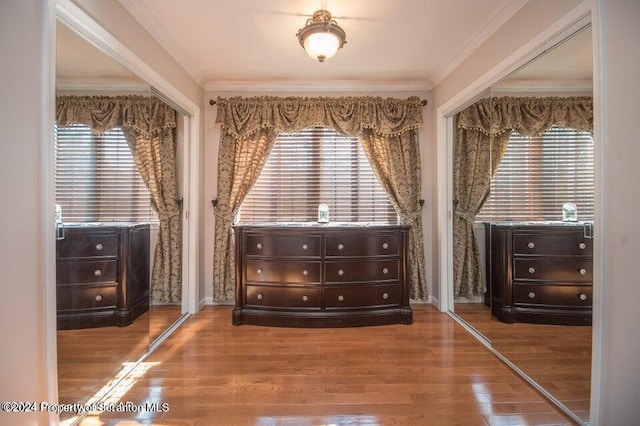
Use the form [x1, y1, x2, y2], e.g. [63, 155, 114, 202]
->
[302, 295, 309, 302]
[579, 242, 586, 250]
[302, 269, 309, 276]
[579, 268, 587, 275]
[337, 295, 344, 302]
[256, 242, 263, 250]
[337, 269, 344, 276]
[382, 292, 389, 300]
[257, 293, 263, 300]
[94, 294, 103, 302]
[95, 243, 103, 251]
[528, 267, 535, 274]
[382, 267, 389, 275]
[337, 243, 344, 250]
[579, 293, 588, 301]
[528, 292, 536, 299]
[528, 242, 535, 249]
[257, 268, 263, 274]
[302, 244, 308, 250]
[94, 269, 102, 277]
[382, 243, 389, 250]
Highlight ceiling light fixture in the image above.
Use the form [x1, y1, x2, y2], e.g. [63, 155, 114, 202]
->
[296, 9, 347, 63]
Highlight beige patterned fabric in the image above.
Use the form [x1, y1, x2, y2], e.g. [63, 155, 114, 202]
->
[56, 95, 181, 303]
[213, 128, 277, 302]
[360, 129, 428, 300]
[213, 96, 426, 302]
[454, 96, 593, 298]
[215, 96, 423, 139]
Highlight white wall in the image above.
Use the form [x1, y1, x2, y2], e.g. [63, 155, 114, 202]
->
[203, 89, 434, 303]
[592, 0, 640, 422]
[0, 1, 55, 424]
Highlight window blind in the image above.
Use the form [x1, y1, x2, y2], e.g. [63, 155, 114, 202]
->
[55, 124, 157, 223]
[238, 126, 398, 223]
[477, 126, 594, 222]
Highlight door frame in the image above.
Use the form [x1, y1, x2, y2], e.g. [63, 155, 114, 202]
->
[435, 2, 601, 424]
[44, 0, 202, 414]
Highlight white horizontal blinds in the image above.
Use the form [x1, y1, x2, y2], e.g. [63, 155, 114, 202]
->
[239, 126, 397, 223]
[55, 124, 157, 223]
[477, 126, 594, 222]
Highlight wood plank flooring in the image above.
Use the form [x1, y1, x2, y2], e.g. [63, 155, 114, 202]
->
[57, 305, 183, 424]
[453, 303, 591, 423]
[73, 305, 577, 425]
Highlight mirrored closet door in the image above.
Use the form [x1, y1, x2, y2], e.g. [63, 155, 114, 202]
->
[55, 18, 187, 424]
[449, 25, 594, 425]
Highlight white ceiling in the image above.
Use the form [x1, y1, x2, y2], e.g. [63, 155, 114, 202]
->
[118, 0, 531, 89]
[56, 0, 593, 93]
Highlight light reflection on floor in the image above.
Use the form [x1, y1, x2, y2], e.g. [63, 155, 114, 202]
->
[59, 361, 160, 426]
[255, 416, 380, 426]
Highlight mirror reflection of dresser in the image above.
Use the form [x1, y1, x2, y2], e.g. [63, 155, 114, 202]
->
[449, 24, 594, 424]
[54, 15, 188, 424]
[485, 221, 593, 326]
[56, 223, 150, 330]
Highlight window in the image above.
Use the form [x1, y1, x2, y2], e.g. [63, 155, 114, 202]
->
[477, 126, 594, 222]
[55, 124, 157, 223]
[239, 126, 397, 223]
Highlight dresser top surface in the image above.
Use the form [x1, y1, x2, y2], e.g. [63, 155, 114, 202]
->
[63, 222, 150, 230]
[485, 221, 592, 229]
[235, 223, 408, 231]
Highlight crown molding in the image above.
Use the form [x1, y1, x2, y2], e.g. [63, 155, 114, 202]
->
[56, 77, 150, 93]
[117, 0, 205, 88]
[431, 0, 530, 87]
[492, 79, 593, 94]
[204, 79, 433, 93]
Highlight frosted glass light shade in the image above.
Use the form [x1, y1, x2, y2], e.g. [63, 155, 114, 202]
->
[303, 32, 341, 62]
[296, 9, 346, 63]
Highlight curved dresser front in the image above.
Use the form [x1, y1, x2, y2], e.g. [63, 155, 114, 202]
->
[485, 222, 593, 325]
[233, 225, 413, 327]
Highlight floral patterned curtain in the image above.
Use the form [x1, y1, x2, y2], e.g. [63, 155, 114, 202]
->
[213, 96, 427, 302]
[56, 95, 182, 303]
[454, 96, 593, 298]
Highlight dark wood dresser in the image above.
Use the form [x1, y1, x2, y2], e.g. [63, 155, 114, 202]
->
[56, 223, 150, 329]
[233, 225, 413, 327]
[485, 222, 593, 325]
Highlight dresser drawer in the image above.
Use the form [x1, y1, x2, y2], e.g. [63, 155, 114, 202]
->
[514, 284, 592, 307]
[246, 285, 321, 309]
[57, 233, 118, 258]
[57, 259, 118, 284]
[513, 233, 592, 256]
[325, 232, 399, 257]
[325, 259, 399, 283]
[246, 260, 321, 283]
[57, 283, 118, 311]
[513, 258, 592, 282]
[245, 234, 321, 257]
[324, 284, 398, 308]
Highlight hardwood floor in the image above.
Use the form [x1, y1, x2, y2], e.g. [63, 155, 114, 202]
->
[453, 303, 591, 423]
[57, 305, 183, 424]
[73, 305, 577, 425]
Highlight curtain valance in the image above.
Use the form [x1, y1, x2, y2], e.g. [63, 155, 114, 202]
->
[56, 95, 177, 137]
[457, 96, 593, 136]
[215, 96, 423, 138]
